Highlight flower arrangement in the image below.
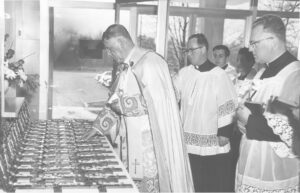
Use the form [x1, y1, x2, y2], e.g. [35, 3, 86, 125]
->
[95, 71, 112, 88]
[3, 33, 39, 99]
[3, 33, 28, 87]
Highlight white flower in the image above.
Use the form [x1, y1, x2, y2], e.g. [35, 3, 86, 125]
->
[95, 74, 101, 81]
[17, 69, 27, 82]
[3, 65, 17, 79]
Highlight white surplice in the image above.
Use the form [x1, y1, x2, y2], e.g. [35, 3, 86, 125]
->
[236, 61, 300, 193]
[173, 65, 237, 156]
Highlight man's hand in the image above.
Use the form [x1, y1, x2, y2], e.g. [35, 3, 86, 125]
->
[81, 127, 102, 141]
[237, 104, 251, 127]
[218, 136, 229, 146]
[107, 93, 122, 115]
[108, 99, 122, 115]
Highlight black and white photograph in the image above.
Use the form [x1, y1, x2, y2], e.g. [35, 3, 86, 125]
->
[0, 0, 299, 192]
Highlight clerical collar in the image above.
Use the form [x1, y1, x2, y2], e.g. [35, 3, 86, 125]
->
[194, 60, 216, 72]
[222, 64, 228, 70]
[261, 51, 297, 79]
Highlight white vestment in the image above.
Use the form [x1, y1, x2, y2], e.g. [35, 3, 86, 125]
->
[236, 61, 300, 193]
[94, 47, 194, 193]
[173, 65, 237, 156]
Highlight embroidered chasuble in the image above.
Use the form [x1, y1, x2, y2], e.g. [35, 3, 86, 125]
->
[93, 47, 194, 193]
[236, 52, 300, 193]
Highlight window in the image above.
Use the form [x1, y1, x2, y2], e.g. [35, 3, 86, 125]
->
[258, 0, 300, 12]
[167, 16, 190, 71]
[223, 19, 245, 67]
[226, 0, 250, 10]
[119, 10, 130, 30]
[52, 8, 114, 119]
[170, 0, 199, 8]
[137, 14, 157, 50]
[285, 18, 300, 57]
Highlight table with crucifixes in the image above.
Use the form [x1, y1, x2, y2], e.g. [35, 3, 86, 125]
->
[0, 102, 138, 193]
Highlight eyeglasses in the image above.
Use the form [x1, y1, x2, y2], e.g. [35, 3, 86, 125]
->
[184, 46, 204, 54]
[249, 37, 274, 48]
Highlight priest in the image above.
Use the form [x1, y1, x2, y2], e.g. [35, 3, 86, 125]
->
[83, 24, 194, 193]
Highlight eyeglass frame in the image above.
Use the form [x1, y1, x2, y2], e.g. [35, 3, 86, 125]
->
[249, 37, 274, 48]
[184, 46, 204, 54]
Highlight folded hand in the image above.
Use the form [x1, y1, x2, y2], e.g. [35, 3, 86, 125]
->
[237, 104, 251, 127]
[218, 136, 229, 146]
